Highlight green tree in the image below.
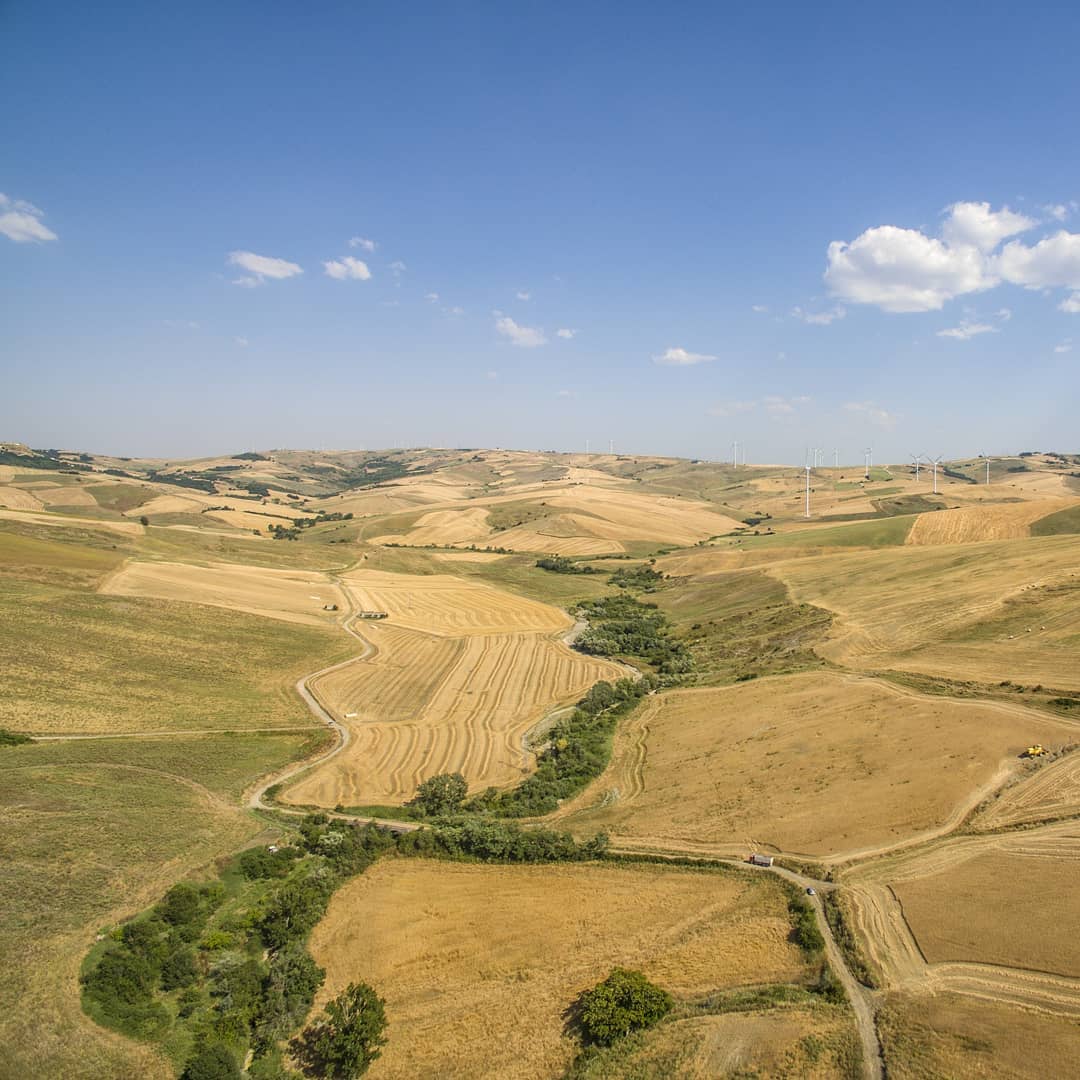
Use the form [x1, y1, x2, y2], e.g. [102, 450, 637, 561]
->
[297, 981, 387, 1079]
[139, 515, 150, 526]
[410, 772, 468, 816]
[181, 1042, 241, 1080]
[577, 968, 673, 1046]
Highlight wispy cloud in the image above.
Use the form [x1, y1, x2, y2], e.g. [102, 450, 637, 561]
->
[486, 370, 498, 380]
[516, 290, 531, 301]
[1059, 293, 1080, 313]
[390, 260, 407, 276]
[751, 304, 769, 313]
[235, 336, 250, 347]
[323, 256, 372, 281]
[228, 250, 303, 286]
[844, 400, 896, 429]
[936, 320, 996, 340]
[653, 346, 716, 366]
[556, 388, 576, 398]
[792, 304, 846, 325]
[1054, 339, 1072, 354]
[556, 328, 577, 339]
[707, 400, 757, 418]
[0, 193, 58, 243]
[349, 236, 377, 252]
[495, 314, 547, 347]
[708, 395, 810, 420]
[1043, 202, 1077, 222]
[425, 292, 440, 303]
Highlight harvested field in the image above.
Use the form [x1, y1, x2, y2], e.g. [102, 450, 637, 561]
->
[573, 1008, 860, 1079]
[101, 560, 346, 626]
[125, 492, 204, 516]
[431, 550, 510, 563]
[878, 990, 1080, 1079]
[280, 622, 617, 807]
[548, 672, 1075, 859]
[893, 848, 1080, 978]
[974, 751, 1080, 829]
[34, 485, 99, 508]
[0, 507, 143, 536]
[0, 485, 45, 511]
[373, 505, 492, 546]
[308, 860, 809, 1080]
[342, 568, 571, 635]
[907, 499, 1075, 545]
[487, 520, 622, 556]
[770, 535, 1080, 691]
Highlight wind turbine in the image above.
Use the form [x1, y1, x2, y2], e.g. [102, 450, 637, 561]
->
[804, 464, 812, 518]
[864, 447, 872, 480]
[979, 453, 990, 484]
[911, 453, 922, 482]
[732, 440, 740, 468]
[609, 439, 615, 455]
[833, 448, 839, 470]
[930, 455, 943, 495]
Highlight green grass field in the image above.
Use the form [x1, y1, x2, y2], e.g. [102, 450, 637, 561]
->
[738, 514, 916, 550]
[1031, 503, 1080, 536]
[0, 733, 315, 1080]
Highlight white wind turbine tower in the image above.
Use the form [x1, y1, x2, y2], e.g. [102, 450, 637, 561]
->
[864, 447, 872, 480]
[911, 453, 922, 482]
[833, 448, 839, 469]
[732, 440, 740, 468]
[609, 439, 614, 455]
[804, 463, 812, 518]
[930, 455, 943, 495]
[980, 453, 990, 484]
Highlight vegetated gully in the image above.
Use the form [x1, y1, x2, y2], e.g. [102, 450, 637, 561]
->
[243, 571, 885, 1078]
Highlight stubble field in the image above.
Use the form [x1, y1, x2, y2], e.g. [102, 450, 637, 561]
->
[308, 859, 810, 1080]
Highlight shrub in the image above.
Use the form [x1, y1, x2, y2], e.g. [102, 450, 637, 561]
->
[0, 728, 33, 746]
[182, 1042, 241, 1080]
[577, 968, 672, 1046]
[409, 772, 468, 817]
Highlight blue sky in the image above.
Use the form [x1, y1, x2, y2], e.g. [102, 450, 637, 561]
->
[2, 2, 1079, 462]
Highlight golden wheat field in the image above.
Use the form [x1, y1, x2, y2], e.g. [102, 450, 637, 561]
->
[973, 752, 1080, 830]
[550, 672, 1075, 859]
[906, 499, 1075, 545]
[307, 860, 808, 1080]
[100, 560, 347, 626]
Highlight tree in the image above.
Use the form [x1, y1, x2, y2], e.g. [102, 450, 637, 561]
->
[181, 1042, 241, 1080]
[139, 515, 150, 526]
[577, 968, 672, 1046]
[297, 981, 387, 1079]
[410, 772, 468, 816]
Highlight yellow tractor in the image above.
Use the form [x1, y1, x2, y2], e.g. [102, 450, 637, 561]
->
[1022, 744, 1049, 758]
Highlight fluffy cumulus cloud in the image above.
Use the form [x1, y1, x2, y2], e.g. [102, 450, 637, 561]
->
[824, 222, 997, 312]
[936, 320, 997, 341]
[349, 236, 376, 252]
[323, 256, 372, 280]
[996, 231, 1080, 290]
[843, 400, 896, 430]
[0, 193, 58, 243]
[653, 346, 716, 366]
[228, 250, 303, 286]
[941, 201, 1034, 252]
[824, 200, 1080, 313]
[495, 315, 546, 347]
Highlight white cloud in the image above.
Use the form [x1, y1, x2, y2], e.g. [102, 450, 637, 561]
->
[1060, 293, 1080, 313]
[1043, 203, 1077, 222]
[792, 304, 846, 325]
[235, 336, 249, 347]
[1054, 339, 1072, 354]
[323, 256, 372, 280]
[936, 320, 997, 340]
[227, 250, 303, 285]
[844, 400, 896, 430]
[445, 305, 464, 315]
[349, 236, 377, 252]
[653, 346, 716, 366]
[941, 201, 1034, 252]
[825, 224, 997, 312]
[996, 307, 1012, 321]
[424, 292, 439, 303]
[0, 192, 58, 243]
[556, 328, 577, 339]
[495, 315, 547, 347]
[556, 388, 576, 398]
[486, 370, 498, 380]
[390, 260, 407, 275]
[996, 230, 1080, 290]
[516, 290, 531, 301]
[751, 304, 769, 313]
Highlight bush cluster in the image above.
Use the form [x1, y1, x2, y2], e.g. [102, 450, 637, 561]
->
[573, 594, 692, 674]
